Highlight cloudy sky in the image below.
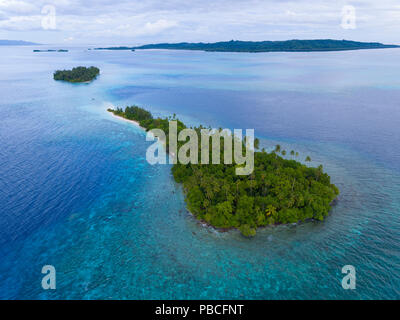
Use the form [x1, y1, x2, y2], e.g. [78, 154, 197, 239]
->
[0, 0, 399, 45]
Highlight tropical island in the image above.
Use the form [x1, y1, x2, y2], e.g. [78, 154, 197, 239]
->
[34, 49, 68, 52]
[95, 39, 399, 53]
[53, 66, 100, 83]
[108, 106, 339, 237]
[91, 46, 135, 51]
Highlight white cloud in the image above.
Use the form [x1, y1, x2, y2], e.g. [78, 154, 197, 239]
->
[0, 0, 399, 44]
[0, 14, 41, 31]
[0, 0, 37, 14]
[143, 19, 178, 34]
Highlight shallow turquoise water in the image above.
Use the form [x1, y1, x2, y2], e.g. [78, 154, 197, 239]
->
[0, 46, 399, 299]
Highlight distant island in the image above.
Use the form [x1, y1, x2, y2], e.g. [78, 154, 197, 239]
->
[94, 39, 399, 53]
[34, 49, 68, 52]
[53, 66, 100, 83]
[108, 106, 339, 237]
[92, 46, 135, 51]
[0, 40, 40, 46]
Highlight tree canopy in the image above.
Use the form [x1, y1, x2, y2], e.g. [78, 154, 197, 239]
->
[108, 106, 339, 237]
[53, 66, 100, 83]
[96, 39, 399, 53]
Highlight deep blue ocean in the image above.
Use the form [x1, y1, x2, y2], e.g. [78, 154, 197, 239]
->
[0, 46, 399, 299]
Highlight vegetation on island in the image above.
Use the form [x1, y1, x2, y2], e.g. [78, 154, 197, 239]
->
[93, 46, 136, 51]
[53, 66, 99, 83]
[96, 39, 399, 53]
[34, 49, 68, 52]
[108, 106, 339, 237]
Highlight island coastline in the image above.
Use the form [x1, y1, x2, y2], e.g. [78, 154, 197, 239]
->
[53, 66, 100, 83]
[94, 39, 399, 53]
[107, 105, 340, 237]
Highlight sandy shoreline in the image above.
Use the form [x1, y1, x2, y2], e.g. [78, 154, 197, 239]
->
[110, 111, 147, 131]
[108, 107, 176, 157]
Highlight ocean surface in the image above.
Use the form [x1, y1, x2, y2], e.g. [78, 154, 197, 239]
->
[0, 46, 399, 299]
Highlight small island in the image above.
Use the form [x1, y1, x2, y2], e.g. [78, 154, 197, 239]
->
[108, 106, 339, 237]
[53, 66, 100, 83]
[34, 49, 68, 52]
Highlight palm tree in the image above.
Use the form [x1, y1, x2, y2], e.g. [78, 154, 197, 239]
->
[281, 150, 286, 156]
[290, 150, 295, 158]
[275, 144, 281, 153]
[265, 205, 276, 217]
[305, 156, 311, 162]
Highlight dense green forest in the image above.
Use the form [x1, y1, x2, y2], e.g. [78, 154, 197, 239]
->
[96, 39, 398, 52]
[108, 106, 339, 237]
[53, 66, 99, 83]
